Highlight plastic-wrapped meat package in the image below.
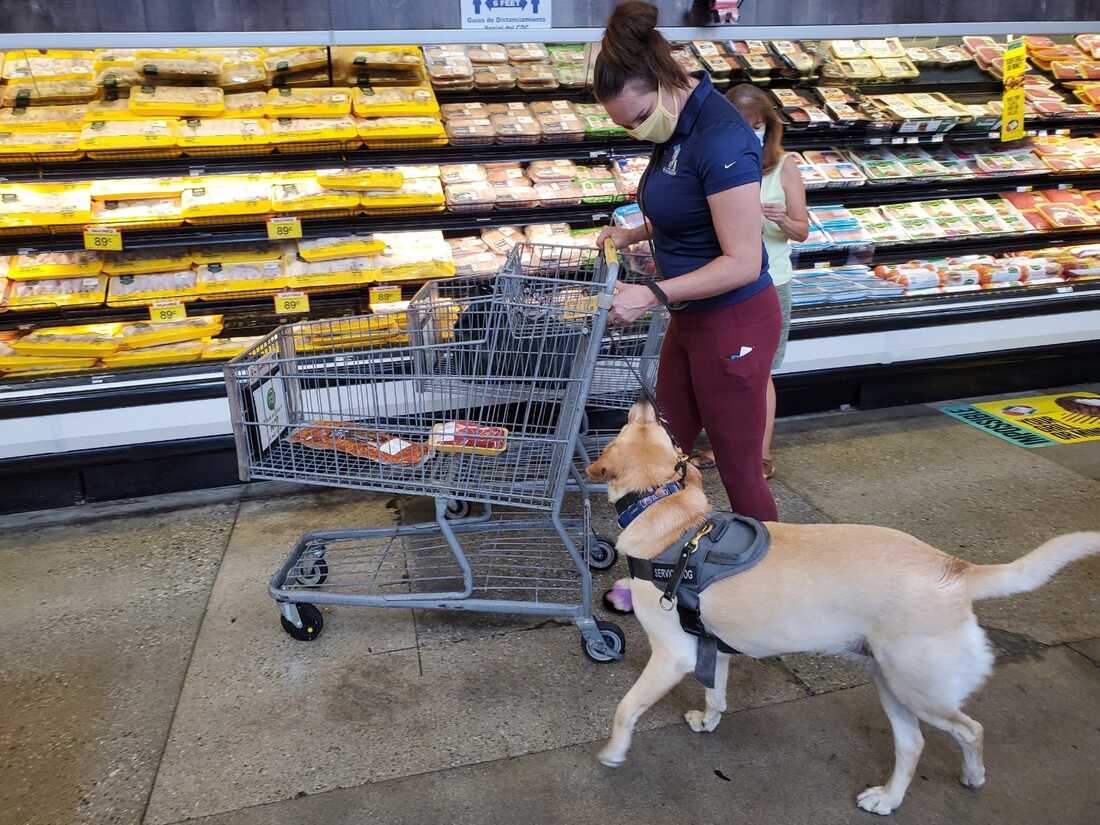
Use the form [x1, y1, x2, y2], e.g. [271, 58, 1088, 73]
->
[445, 181, 497, 212]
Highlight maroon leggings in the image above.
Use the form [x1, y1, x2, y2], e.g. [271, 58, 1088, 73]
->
[656, 285, 781, 522]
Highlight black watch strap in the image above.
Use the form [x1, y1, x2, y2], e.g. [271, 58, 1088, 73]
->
[645, 281, 671, 307]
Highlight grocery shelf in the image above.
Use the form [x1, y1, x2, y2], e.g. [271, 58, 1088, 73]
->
[0, 202, 626, 256]
[784, 116, 1100, 151]
[805, 170, 1100, 207]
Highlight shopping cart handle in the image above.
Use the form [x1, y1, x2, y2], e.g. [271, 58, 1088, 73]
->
[603, 238, 620, 268]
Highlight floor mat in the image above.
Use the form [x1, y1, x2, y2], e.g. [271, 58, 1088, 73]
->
[938, 390, 1100, 448]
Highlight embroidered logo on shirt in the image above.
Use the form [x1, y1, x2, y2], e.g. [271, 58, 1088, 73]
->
[724, 161, 737, 169]
[663, 144, 681, 176]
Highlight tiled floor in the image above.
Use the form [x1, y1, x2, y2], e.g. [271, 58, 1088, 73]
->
[2, 391, 1098, 825]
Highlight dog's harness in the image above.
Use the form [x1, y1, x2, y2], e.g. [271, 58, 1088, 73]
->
[627, 513, 771, 688]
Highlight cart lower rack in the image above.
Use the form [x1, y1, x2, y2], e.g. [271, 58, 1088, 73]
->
[225, 243, 629, 661]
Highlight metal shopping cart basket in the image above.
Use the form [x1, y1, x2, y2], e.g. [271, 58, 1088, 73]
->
[224, 242, 628, 661]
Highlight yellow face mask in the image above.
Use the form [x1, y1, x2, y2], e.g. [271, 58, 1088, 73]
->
[627, 86, 679, 144]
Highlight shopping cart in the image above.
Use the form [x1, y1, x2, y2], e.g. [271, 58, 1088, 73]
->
[225, 242, 630, 661]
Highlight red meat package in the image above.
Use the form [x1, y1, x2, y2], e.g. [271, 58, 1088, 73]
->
[430, 421, 509, 455]
[290, 420, 432, 466]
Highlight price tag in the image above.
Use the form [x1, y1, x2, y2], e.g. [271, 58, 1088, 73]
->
[906, 136, 919, 144]
[84, 225, 122, 251]
[868, 137, 883, 145]
[1036, 129, 1049, 137]
[149, 300, 186, 323]
[1015, 185, 1033, 192]
[1056, 285, 1073, 294]
[274, 291, 310, 314]
[1058, 183, 1073, 189]
[267, 216, 302, 240]
[891, 136, 904, 144]
[369, 285, 402, 306]
[1056, 129, 1070, 136]
[931, 133, 945, 143]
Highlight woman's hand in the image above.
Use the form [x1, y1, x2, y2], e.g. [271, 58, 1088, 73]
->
[761, 200, 787, 224]
[610, 282, 659, 324]
[597, 225, 638, 250]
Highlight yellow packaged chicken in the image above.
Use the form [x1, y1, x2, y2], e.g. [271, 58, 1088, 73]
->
[196, 259, 287, 295]
[221, 92, 268, 118]
[79, 119, 179, 152]
[102, 248, 193, 275]
[296, 234, 387, 262]
[177, 118, 271, 153]
[2, 50, 95, 81]
[94, 60, 146, 92]
[359, 177, 445, 212]
[200, 337, 261, 359]
[0, 131, 81, 159]
[356, 116, 448, 146]
[315, 167, 405, 190]
[0, 104, 88, 132]
[107, 270, 199, 306]
[181, 175, 272, 219]
[4, 276, 109, 311]
[352, 85, 439, 118]
[2, 78, 97, 106]
[83, 99, 146, 122]
[0, 342, 97, 373]
[218, 61, 268, 91]
[91, 196, 184, 228]
[191, 244, 283, 265]
[89, 176, 188, 201]
[8, 251, 103, 280]
[285, 254, 381, 289]
[0, 183, 92, 228]
[101, 339, 206, 368]
[9, 323, 123, 357]
[264, 47, 328, 74]
[131, 50, 223, 82]
[372, 231, 456, 280]
[271, 176, 360, 213]
[265, 87, 353, 118]
[118, 315, 223, 349]
[333, 45, 424, 73]
[129, 85, 225, 118]
[266, 116, 360, 148]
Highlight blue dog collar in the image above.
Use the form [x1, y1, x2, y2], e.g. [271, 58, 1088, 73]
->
[614, 482, 684, 529]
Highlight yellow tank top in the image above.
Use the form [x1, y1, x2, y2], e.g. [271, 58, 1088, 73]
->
[761, 154, 792, 286]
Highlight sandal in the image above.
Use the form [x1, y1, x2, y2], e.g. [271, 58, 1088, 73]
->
[763, 458, 775, 480]
[689, 449, 717, 470]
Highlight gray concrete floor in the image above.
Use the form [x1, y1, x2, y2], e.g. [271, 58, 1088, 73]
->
[1, 393, 1098, 825]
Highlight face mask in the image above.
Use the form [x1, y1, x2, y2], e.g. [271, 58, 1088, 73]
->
[754, 125, 766, 145]
[627, 87, 680, 144]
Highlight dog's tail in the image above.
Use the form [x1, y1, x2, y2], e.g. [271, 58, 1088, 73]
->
[966, 532, 1100, 601]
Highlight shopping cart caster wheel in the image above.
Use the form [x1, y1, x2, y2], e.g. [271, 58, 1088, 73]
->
[281, 604, 323, 642]
[588, 536, 618, 571]
[294, 557, 328, 587]
[445, 499, 471, 520]
[582, 621, 625, 663]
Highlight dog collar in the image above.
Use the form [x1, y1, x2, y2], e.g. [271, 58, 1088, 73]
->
[615, 482, 684, 529]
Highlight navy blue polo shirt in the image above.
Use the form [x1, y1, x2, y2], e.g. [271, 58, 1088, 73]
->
[640, 72, 771, 311]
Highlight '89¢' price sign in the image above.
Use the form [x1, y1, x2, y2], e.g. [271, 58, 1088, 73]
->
[267, 217, 303, 240]
[83, 225, 123, 251]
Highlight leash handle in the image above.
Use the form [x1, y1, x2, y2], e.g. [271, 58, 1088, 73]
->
[658, 521, 714, 610]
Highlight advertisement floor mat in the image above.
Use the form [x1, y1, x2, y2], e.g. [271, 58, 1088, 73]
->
[939, 391, 1100, 448]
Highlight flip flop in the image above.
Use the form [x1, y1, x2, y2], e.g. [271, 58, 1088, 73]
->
[689, 449, 717, 470]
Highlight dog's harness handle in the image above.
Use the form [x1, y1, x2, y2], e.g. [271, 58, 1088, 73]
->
[659, 521, 714, 611]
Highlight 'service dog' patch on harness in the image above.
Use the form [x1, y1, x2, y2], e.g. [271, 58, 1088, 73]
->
[628, 513, 770, 688]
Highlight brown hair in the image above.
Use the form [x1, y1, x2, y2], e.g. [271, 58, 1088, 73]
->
[593, 1, 689, 101]
[727, 84, 785, 172]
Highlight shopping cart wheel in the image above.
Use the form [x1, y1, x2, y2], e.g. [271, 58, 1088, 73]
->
[582, 621, 626, 663]
[445, 499, 472, 520]
[280, 603, 324, 642]
[294, 557, 329, 587]
[588, 536, 618, 571]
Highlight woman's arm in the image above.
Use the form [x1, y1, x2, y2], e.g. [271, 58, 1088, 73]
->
[776, 155, 809, 242]
[659, 180, 763, 303]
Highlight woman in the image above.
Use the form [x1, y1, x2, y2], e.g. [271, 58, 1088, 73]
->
[595, 1, 780, 522]
[692, 86, 810, 479]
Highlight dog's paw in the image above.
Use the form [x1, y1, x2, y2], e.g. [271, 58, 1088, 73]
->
[960, 766, 986, 789]
[857, 786, 901, 816]
[684, 709, 721, 733]
[597, 745, 626, 768]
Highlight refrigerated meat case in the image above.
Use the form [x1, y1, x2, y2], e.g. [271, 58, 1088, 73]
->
[3, 26, 1100, 512]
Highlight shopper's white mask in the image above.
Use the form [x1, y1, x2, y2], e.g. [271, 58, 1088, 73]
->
[754, 125, 767, 144]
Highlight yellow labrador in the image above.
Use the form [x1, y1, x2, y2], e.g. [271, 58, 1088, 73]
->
[587, 401, 1099, 815]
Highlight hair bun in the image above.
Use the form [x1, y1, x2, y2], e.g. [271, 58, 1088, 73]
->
[602, 1, 660, 68]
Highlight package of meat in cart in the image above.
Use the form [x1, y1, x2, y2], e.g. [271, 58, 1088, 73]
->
[611, 156, 648, 195]
[430, 421, 508, 455]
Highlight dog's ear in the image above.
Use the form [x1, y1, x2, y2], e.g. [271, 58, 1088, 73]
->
[628, 400, 658, 424]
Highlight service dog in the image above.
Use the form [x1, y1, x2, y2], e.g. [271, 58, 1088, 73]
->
[587, 400, 1100, 815]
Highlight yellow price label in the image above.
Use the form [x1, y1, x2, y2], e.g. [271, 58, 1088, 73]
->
[1003, 38, 1027, 80]
[1001, 86, 1027, 142]
[149, 300, 186, 323]
[369, 285, 402, 306]
[274, 291, 310, 315]
[267, 216, 303, 240]
[84, 225, 122, 251]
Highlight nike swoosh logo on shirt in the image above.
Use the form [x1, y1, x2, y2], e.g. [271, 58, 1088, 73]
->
[724, 161, 737, 169]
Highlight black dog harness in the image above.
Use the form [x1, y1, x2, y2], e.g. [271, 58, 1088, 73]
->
[627, 513, 770, 688]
